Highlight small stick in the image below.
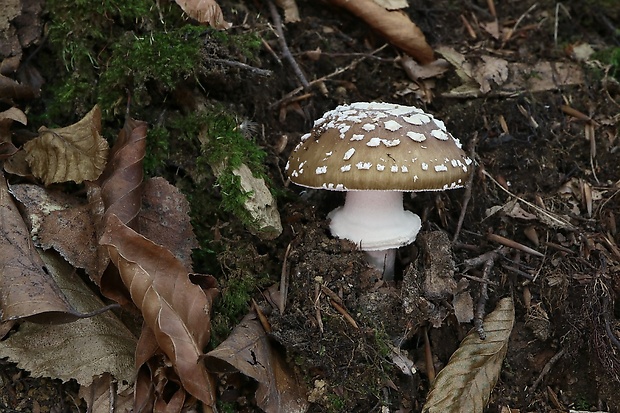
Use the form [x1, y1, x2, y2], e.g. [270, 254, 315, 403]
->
[460, 14, 477, 39]
[460, 272, 499, 285]
[314, 283, 324, 333]
[320, 285, 344, 305]
[473, 258, 494, 339]
[487, 233, 544, 257]
[269, 45, 388, 110]
[482, 169, 576, 230]
[260, 37, 282, 65]
[529, 348, 565, 396]
[453, 133, 478, 243]
[205, 57, 272, 76]
[502, 3, 537, 44]
[267, 0, 309, 89]
[329, 299, 359, 329]
[486, 0, 497, 18]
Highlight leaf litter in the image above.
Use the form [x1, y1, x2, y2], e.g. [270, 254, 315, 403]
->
[1, 0, 620, 411]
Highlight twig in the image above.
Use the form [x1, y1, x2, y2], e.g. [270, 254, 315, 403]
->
[267, 0, 309, 89]
[453, 133, 478, 243]
[320, 285, 343, 305]
[529, 348, 566, 396]
[206, 57, 272, 76]
[502, 3, 538, 44]
[482, 169, 576, 230]
[269, 44, 388, 110]
[487, 232, 544, 257]
[329, 299, 359, 329]
[314, 282, 324, 333]
[474, 258, 494, 339]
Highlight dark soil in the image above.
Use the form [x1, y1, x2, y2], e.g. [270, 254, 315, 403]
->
[2, 0, 620, 412]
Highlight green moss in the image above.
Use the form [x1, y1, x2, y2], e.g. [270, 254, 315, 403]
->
[211, 272, 270, 343]
[193, 110, 268, 228]
[42, 0, 262, 123]
[98, 26, 205, 112]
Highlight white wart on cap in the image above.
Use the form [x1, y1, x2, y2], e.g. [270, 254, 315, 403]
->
[285, 102, 472, 191]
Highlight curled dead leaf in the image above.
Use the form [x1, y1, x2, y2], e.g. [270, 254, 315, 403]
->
[174, 0, 232, 29]
[326, 0, 434, 64]
[100, 116, 147, 229]
[100, 214, 219, 408]
[206, 312, 309, 413]
[24, 105, 109, 185]
[0, 175, 81, 323]
[423, 297, 515, 413]
[275, 0, 300, 23]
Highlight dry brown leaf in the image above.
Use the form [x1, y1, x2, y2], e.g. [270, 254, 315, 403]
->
[78, 373, 134, 413]
[100, 116, 147, 230]
[0, 174, 79, 323]
[423, 297, 515, 413]
[0, 250, 136, 386]
[473, 55, 509, 93]
[0, 107, 26, 160]
[326, 0, 434, 64]
[0, 74, 37, 101]
[139, 177, 198, 270]
[9, 182, 106, 278]
[436, 47, 584, 97]
[275, 0, 300, 23]
[174, 0, 232, 29]
[100, 214, 219, 409]
[206, 312, 310, 413]
[24, 105, 109, 185]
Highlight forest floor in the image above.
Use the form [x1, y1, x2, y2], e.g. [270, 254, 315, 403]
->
[1, 0, 620, 412]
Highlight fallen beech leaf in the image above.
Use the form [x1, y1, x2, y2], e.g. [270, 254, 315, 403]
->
[473, 55, 509, 93]
[174, 0, 232, 29]
[100, 116, 147, 229]
[78, 373, 134, 413]
[10, 182, 110, 281]
[100, 214, 219, 408]
[0, 74, 36, 101]
[0, 107, 26, 160]
[327, 0, 434, 64]
[139, 177, 198, 270]
[423, 297, 515, 413]
[0, 250, 136, 386]
[24, 105, 109, 185]
[0, 175, 78, 323]
[206, 312, 310, 413]
[275, 0, 300, 23]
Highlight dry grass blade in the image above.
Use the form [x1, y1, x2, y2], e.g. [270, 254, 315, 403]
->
[100, 214, 219, 408]
[422, 297, 515, 413]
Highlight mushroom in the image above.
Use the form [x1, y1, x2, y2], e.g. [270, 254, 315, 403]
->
[285, 102, 472, 279]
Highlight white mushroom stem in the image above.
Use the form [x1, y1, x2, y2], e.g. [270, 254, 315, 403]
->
[328, 191, 421, 280]
[365, 249, 397, 280]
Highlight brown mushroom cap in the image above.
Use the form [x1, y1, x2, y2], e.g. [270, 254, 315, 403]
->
[285, 102, 472, 191]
